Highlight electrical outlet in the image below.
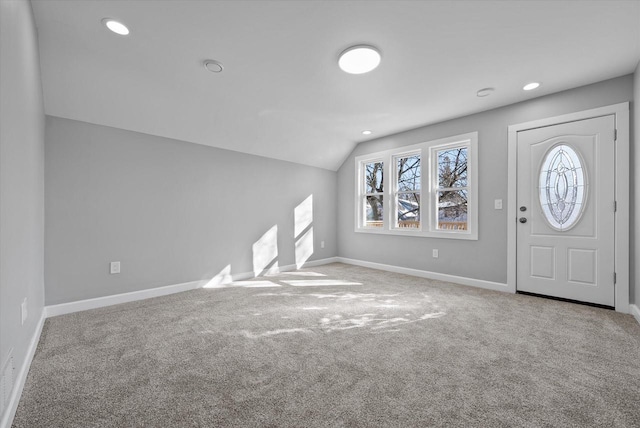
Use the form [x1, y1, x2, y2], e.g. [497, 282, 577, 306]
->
[321, 241, 325, 249]
[432, 249, 439, 258]
[110, 261, 121, 274]
[494, 199, 503, 210]
[21, 298, 27, 325]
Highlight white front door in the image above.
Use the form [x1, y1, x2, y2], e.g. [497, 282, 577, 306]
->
[516, 115, 616, 306]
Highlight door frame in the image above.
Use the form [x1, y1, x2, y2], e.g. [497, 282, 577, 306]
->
[507, 103, 630, 313]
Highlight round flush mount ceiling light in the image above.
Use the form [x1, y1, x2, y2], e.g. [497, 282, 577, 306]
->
[338, 45, 381, 74]
[476, 87, 495, 97]
[204, 60, 224, 73]
[523, 82, 541, 91]
[102, 18, 129, 36]
[362, 130, 373, 135]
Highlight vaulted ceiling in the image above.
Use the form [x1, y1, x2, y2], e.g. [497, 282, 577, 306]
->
[32, 0, 640, 170]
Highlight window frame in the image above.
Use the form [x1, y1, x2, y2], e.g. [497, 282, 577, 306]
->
[354, 132, 478, 240]
[358, 158, 385, 230]
[392, 150, 422, 231]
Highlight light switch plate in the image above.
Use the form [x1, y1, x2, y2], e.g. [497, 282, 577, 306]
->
[494, 199, 503, 210]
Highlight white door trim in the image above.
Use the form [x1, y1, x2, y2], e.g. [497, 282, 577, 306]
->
[507, 102, 630, 313]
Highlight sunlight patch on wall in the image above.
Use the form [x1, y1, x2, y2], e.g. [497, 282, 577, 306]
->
[294, 195, 313, 236]
[253, 225, 279, 277]
[295, 228, 314, 269]
[203, 264, 233, 288]
[295, 195, 314, 268]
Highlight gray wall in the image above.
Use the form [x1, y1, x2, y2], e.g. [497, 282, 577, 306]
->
[633, 63, 639, 307]
[0, 0, 45, 418]
[45, 117, 337, 305]
[337, 75, 634, 285]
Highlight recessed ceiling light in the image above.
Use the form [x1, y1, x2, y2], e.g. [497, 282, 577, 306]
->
[362, 130, 372, 135]
[204, 60, 224, 73]
[102, 18, 129, 36]
[338, 45, 381, 74]
[476, 87, 495, 97]
[523, 82, 541, 91]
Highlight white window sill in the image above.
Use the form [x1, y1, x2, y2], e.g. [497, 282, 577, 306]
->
[354, 227, 478, 240]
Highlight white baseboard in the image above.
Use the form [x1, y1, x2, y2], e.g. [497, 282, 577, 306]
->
[0, 310, 46, 428]
[45, 280, 207, 318]
[45, 257, 340, 317]
[630, 304, 640, 327]
[336, 257, 509, 293]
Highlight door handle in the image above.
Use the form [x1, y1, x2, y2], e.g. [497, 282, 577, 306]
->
[519, 217, 527, 224]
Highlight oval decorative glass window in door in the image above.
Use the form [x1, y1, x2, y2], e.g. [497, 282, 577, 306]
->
[538, 144, 587, 231]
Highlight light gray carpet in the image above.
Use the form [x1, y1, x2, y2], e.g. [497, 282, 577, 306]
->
[12, 263, 640, 427]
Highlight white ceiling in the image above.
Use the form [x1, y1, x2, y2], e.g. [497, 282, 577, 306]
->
[32, 0, 640, 171]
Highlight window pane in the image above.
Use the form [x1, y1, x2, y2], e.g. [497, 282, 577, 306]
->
[397, 155, 420, 191]
[365, 162, 384, 193]
[365, 195, 384, 227]
[437, 190, 467, 230]
[538, 144, 586, 231]
[437, 148, 467, 188]
[397, 193, 420, 229]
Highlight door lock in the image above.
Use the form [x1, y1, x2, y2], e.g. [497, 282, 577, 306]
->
[519, 217, 527, 224]
[520, 206, 527, 212]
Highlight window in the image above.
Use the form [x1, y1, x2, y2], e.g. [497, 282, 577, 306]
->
[394, 153, 421, 229]
[433, 145, 468, 231]
[362, 160, 384, 228]
[355, 132, 478, 239]
[538, 144, 586, 231]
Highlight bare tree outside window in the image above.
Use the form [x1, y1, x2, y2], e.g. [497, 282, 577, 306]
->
[396, 154, 420, 228]
[364, 161, 384, 227]
[356, 132, 476, 238]
[436, 147, 468, 230]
